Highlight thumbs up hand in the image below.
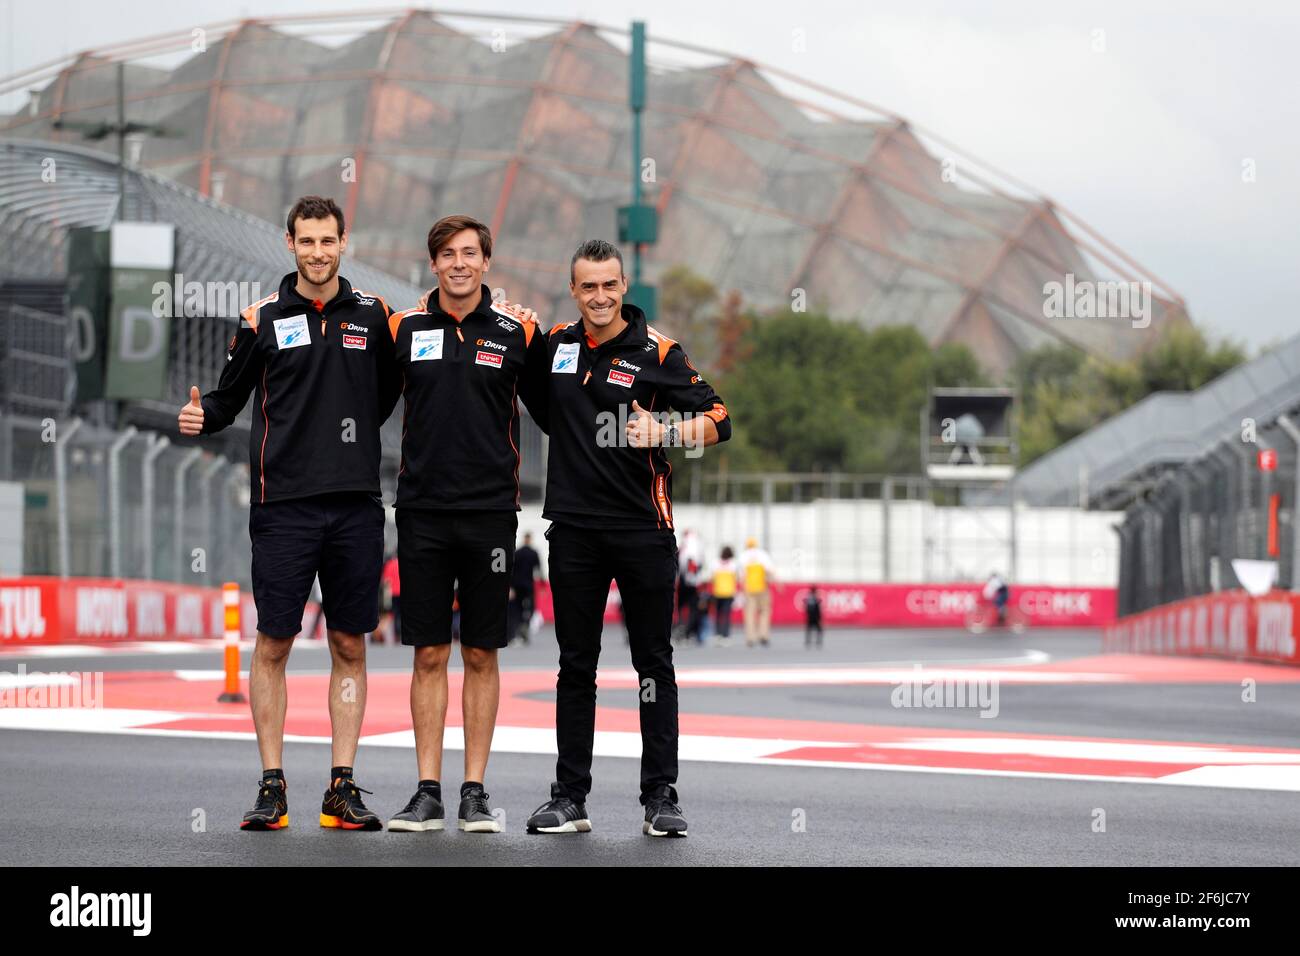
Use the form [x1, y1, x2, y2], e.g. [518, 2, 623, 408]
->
[625, 399, 663, 448]
[178, 385, 205, 436]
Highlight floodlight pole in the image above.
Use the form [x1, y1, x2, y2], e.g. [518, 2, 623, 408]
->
[630, 21, 645, 289]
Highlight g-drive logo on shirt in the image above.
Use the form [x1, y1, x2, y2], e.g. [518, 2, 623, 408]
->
[274, 315, 310, 350]
[552, 343, 579, 373]
[411, 329, 444, 362]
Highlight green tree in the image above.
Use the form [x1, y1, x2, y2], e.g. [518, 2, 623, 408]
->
[932, 341, 990, 388]
[658, 265, 720, 368]
[1013, 325, 1247, 465]
[1137, 323, 1245, 392]
[696, 313, 987, 475]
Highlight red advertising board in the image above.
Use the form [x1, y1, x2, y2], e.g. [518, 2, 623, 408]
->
[531, 581, 1115, 629]
[2, 577, 1117, 647]
[0, 577, 258, 646]
[1105, 589, 1300, 666]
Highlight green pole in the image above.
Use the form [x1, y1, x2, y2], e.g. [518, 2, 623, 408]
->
[630, 21, 645, 288]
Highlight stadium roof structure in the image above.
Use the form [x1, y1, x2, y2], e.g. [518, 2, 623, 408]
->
[0, 138, 437, 475]
[1001, 335, 1300, 510]
[0, 9, 1190, 378]
[0, 138, 420, 305]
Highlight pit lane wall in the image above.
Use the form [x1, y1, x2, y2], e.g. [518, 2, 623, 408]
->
[1104, 589, 1300, 666]
[0, 577, 1115, 646]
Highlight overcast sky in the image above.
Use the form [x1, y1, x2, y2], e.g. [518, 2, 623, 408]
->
[2, 0, 1295, 351]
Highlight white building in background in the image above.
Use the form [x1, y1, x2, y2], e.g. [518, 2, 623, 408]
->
[509, 499, 1120, 588]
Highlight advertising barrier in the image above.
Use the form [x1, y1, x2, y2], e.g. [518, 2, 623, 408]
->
[1, 576, 1117, 646]
[533, 581, 1114, 629]
[0, 577, 257, 645]
[1105, 589, 1300, 666]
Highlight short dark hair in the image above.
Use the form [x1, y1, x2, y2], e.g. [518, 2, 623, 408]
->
[428, 215, 492, 261]
[570, 239, 624, 283]
[286, 196, 345, 238]
[721, 546, 734, 560]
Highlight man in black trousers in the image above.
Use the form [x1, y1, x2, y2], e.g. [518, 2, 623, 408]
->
[525, 240, 731, 838]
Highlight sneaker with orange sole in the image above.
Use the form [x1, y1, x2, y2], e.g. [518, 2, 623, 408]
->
[319, 776, 382, 830]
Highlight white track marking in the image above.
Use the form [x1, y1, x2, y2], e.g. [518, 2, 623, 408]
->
[874, 737, 1300, 764]
[596, 665, 1121, 685]
[7, 708, 1300, 792]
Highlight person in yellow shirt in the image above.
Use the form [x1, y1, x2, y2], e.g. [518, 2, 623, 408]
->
[739, 537, 776, 647]
[710, 546, 738, 647]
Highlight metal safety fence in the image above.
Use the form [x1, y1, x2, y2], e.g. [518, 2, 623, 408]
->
[1116, 404, 1300, 616]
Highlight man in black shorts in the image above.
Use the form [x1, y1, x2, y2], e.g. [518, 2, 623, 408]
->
[178, 195, 399, 832]
[385, 215, 547, 833]
[525, 240, 731, 838]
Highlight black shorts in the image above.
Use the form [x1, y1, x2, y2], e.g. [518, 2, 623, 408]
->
[396, 509, 517, 649]
[249, 492, 385, 638]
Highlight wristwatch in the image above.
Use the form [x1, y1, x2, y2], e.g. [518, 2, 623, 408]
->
[665, 422, 680, 448]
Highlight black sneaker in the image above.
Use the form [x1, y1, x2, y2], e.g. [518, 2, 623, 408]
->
[642, 785, 688, 837]
[525, 782, 591, 834]
[319, 776, 382, 830]
[458, 785, 502, 833]
[387, 788, 445, 832]
[241, 777, 288, 831]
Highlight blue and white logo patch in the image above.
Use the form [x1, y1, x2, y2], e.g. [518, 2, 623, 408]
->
[411, 329, 444, 362]
[273, 315, 310, 350]
[552, 342, 579, 374]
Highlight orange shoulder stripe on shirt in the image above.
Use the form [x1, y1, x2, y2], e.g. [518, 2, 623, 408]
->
[240, 291, 278, 332]
[703, 402, 729, 423]
[498, 309, 539, 347]
[388, 308, 424, 341]
[548, 320, 575, 337]
[647, 326, 676, 365]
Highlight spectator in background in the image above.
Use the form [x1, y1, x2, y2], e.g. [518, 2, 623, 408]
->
[739, 537, 776, 648]
[380, 552, 401, 645]
[804, 585, 824, 649]
[694, 587, 712, 645]
[451, 583, 461, 644]
[675, 529, 704, 645]
[983, 571, 1009, 626]
[710, 546, 738, 647]
[508, 532, 544, 646]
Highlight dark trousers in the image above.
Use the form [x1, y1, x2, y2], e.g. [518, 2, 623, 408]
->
[676, 582, 698, 635]
[547, 522, 678, 803]
[714, 597, 734, 637]
[507, 586, 535, 643]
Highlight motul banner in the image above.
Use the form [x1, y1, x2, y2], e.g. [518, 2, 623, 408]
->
[0, 578, 258, 646]
[1105, 590, 1300, 666]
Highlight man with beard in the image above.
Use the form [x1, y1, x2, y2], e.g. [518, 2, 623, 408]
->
[179, 195, 399, 832]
